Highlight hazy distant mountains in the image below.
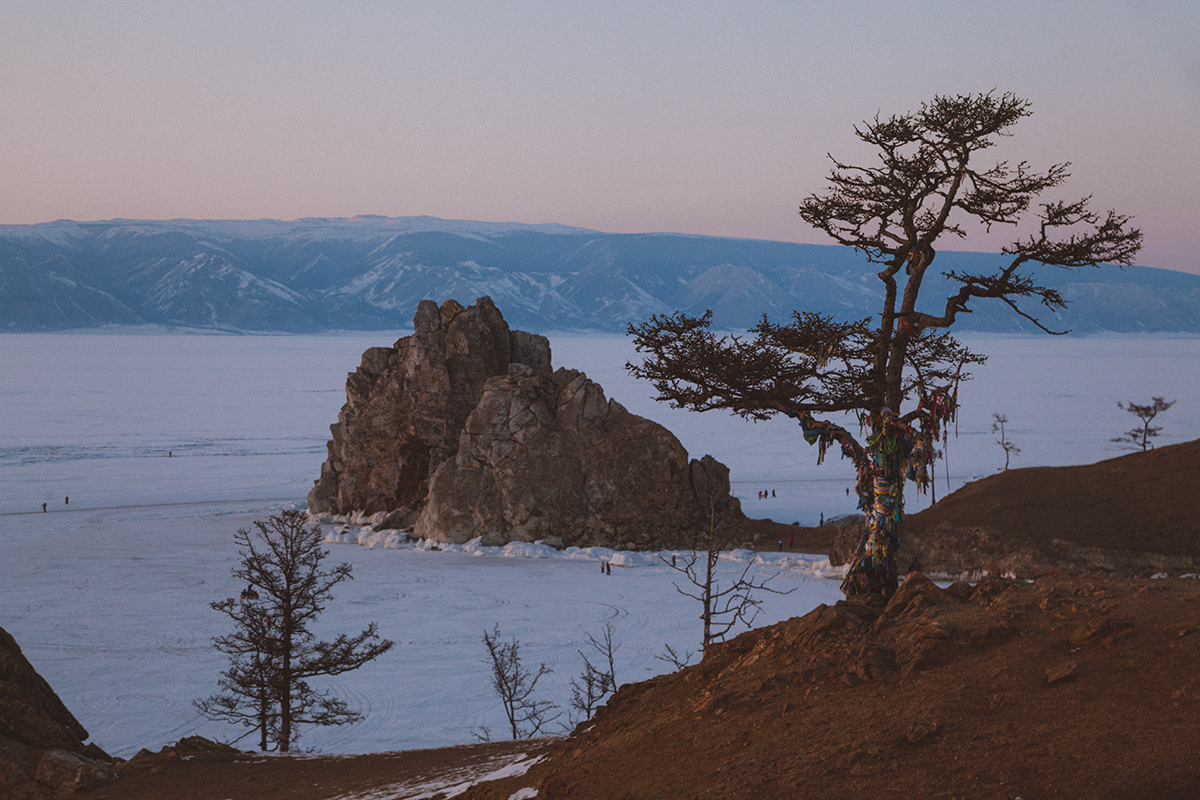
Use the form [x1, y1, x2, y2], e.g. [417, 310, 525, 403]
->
[3, 216, 1198, 335]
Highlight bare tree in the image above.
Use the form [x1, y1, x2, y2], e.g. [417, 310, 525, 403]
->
[654, 643, 695, 672]
[929, 447, 946, 504]
[1112, 397, 1175, 450]
[482, 625, 560, 739]
[662, 470, 793, 657]
[629, 91, 1141, 599]
[195, 626, 279, 751]
[568, 623, 619, 724]
[992, 413, 1020, 470]
[196, 510, 394, 752]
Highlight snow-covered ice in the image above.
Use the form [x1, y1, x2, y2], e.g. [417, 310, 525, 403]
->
[1, 330, 1196, 757]
[0, 497, 844, 757]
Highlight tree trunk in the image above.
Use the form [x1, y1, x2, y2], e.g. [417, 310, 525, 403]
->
[841, 436, 903, 598]
[701, 547, 715, 654]
[279, 648, 292, 752]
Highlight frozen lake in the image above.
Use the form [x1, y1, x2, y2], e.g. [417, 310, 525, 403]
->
[1, 329, 1197, 756]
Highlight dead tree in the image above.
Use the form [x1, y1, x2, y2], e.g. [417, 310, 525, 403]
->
[1112, 397, 1175, 450]
[992, 413, 1020, 470]
[482, 625, 560, 739]
[662, 473, 792, 656]
[629, 91, 1141, 599]
[568, 623, 620, 724]
[196, 510, 394, 751]
[654, 643, 695, 672]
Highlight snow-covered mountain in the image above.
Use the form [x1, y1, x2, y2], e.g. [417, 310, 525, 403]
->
[2, 216, 1198, 334]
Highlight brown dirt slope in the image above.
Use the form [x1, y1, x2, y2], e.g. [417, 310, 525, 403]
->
[827, 439, 1200, 578]
[464, 571, 1200, 800]
[911, 438, 1200, 556]
[80, 737, 552, 800]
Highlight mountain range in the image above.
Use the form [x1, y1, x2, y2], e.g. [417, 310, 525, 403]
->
[2, 216, 1198, 335]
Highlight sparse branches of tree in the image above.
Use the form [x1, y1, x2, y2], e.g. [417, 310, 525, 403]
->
[991, 413, 1020, 470]
[568, 623, 620, 725]
[629, 91, 1141, 599]
[482, 625, 561, 740]
[195, 650, 279, 751]
[659, 478, 793, 656]
[1112, 397, 1175, 450]
[195, 510, 394, 752]
[654, 643, 695, 672]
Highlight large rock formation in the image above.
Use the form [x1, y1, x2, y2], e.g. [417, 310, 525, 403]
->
[309, 297, 743, 548]
[0, 626, 114, 798]
[308, 296, 554, 519]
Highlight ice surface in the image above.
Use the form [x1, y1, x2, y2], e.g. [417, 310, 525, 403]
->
[1, 330, 1197, 757]
[0, 501, 844, 757]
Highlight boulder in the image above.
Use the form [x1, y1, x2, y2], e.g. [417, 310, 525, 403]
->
[311, 297, 743, 548]
[0, 626, 114, 798]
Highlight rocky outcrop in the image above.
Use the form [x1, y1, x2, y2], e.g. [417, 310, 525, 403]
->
[415, 364, 738, 548]
[309, 296, 552, 517]
[1, 626, 115, 798]
[310, 297, 743, 548]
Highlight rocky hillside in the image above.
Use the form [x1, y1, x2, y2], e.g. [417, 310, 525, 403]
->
[463, 570, 1200, 800]
[0, 626, 115, 798]
[4, 216, 1199, 333]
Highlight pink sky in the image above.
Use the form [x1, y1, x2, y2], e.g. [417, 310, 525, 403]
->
[2, 1, 1197, 274]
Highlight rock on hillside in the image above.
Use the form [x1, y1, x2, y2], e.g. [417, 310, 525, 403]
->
[831, 439, 1200, 579]
[309, 296, 743, 548]
[462, 571, 1200, 800]
[0, 626, 115, 798]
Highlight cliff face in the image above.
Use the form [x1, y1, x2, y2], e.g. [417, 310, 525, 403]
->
[309, 296, 742, 548]
[0, 626, 114, 797]
[414, 364, 738, 548]
[308, 296, 551, 517]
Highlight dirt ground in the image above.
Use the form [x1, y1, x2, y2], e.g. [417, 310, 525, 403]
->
[907, 438, 1200, 558]
[85, 738, 558, 800]
[74, 442, 1200, 799]
[462, 570, 1200, 800]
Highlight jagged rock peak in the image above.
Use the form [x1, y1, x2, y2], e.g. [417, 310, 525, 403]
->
[309, 296, 743, 548]
[308, 296, 552, 518]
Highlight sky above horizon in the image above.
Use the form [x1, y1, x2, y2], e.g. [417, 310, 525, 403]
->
[2, 2, 1197, 274]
